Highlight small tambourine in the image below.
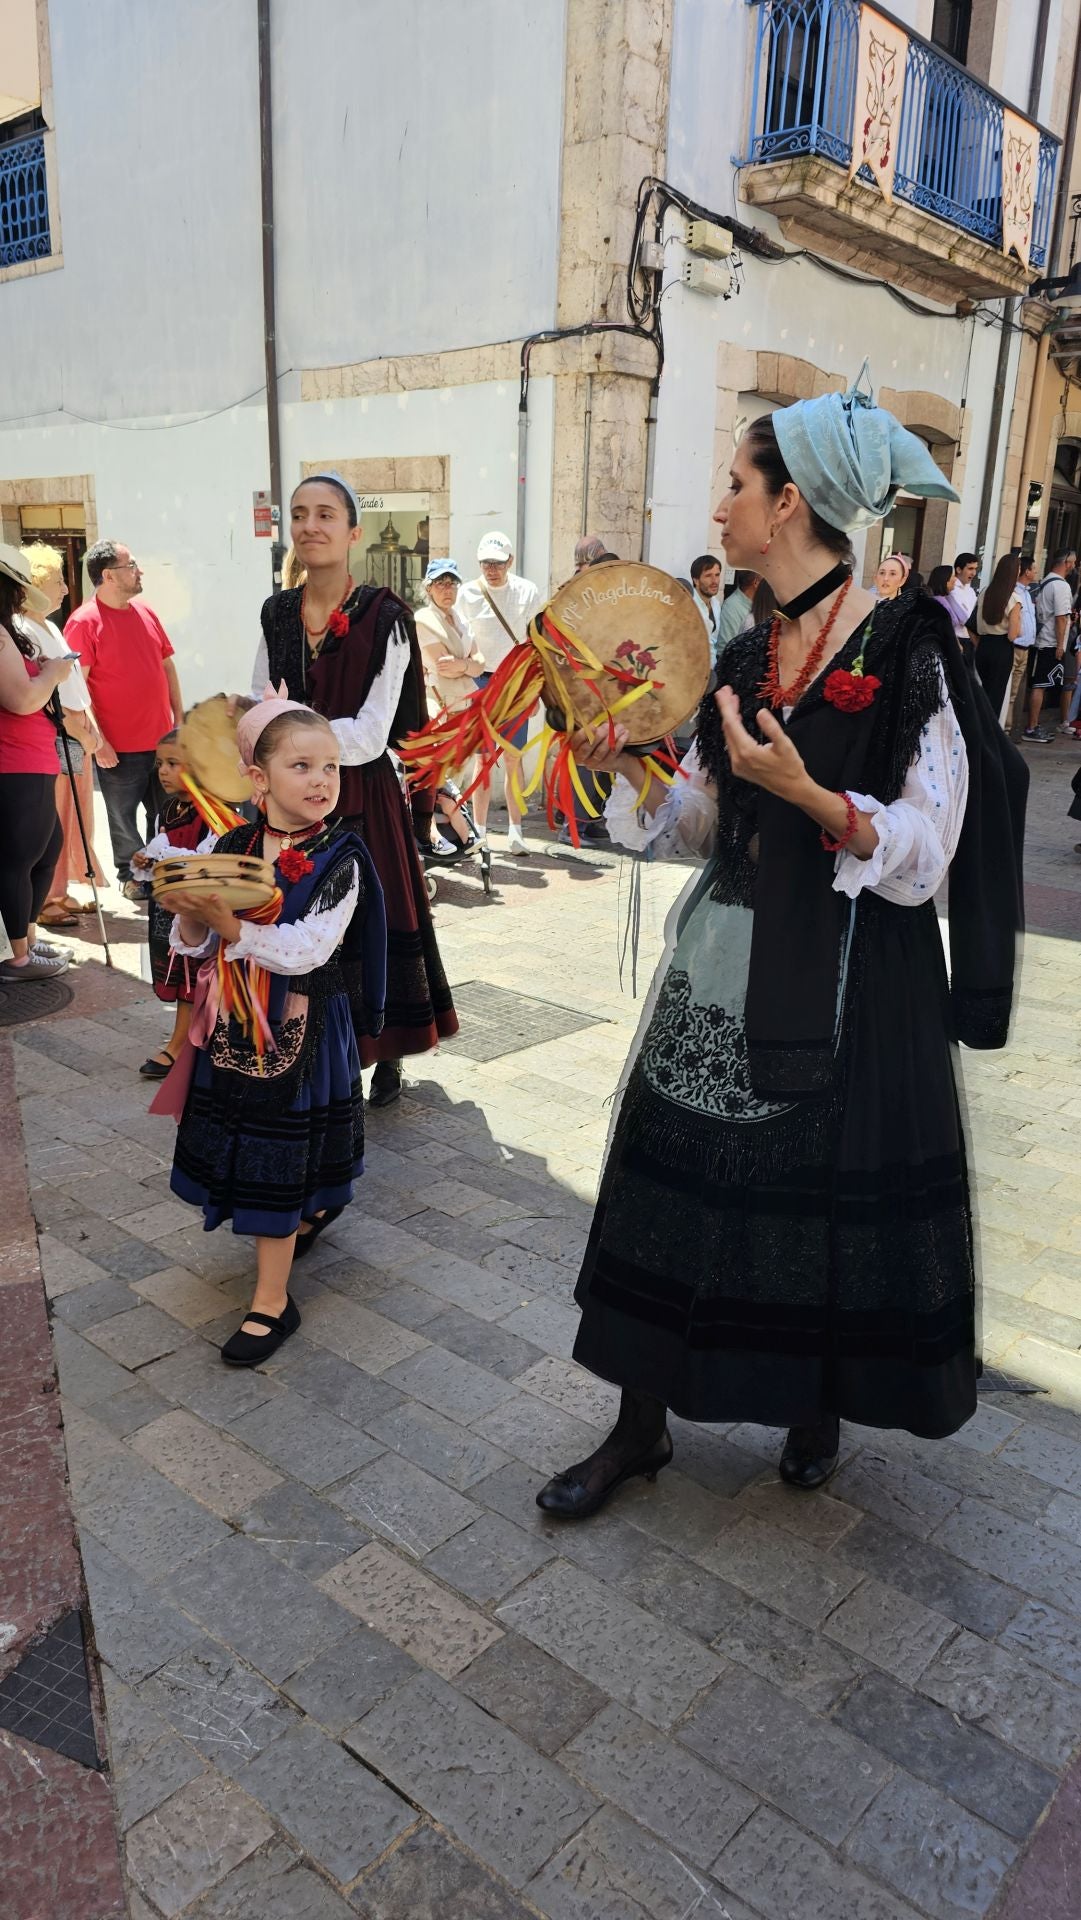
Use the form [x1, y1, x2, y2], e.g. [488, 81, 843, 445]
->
[177, 694, 253, 804]
[151, 853, 278, 912]
[537, 562, 711, 745]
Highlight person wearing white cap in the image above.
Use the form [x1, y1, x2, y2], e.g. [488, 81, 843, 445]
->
[456, 533, 542, 852]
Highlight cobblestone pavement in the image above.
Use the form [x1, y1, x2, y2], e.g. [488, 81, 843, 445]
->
[7, 743, 1081, 1920]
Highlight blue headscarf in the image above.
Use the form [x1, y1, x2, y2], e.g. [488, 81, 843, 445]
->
[772, 363, 959, 534]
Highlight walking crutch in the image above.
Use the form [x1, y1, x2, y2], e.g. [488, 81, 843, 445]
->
[48, 691, 113, 968]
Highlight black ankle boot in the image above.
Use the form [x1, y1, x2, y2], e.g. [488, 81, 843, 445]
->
[536, 1390, 672, 1520]
[369, 1060, 403, 1108]
[779, 1413, 841, 1491]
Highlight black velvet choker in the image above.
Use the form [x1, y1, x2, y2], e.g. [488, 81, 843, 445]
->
[777, 560, 853, 622]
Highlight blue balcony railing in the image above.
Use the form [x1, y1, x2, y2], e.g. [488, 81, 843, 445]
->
[743, 0, 1058, 268]
[0, 130, 50, 269]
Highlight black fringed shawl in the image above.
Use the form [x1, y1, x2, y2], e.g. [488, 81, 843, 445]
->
[260, 585, 426, 821]
[207, 821, 386, 1109]
[695, 585, 1027, 1097]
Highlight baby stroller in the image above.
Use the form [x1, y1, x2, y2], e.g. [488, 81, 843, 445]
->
[418, 779, 493, 899]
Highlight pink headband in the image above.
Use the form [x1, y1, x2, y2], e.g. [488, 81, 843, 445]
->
[236, 682, 311, 769]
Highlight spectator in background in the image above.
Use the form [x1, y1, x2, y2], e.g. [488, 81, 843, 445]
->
[415, 558, 484, 853]
[1005, 555, 1039, 734]
[928, 563, 975, 653]
[690, 555, 723, 658]
[18, 542, 106, 927]
[573, 535, 619, 571]
[0, 545, 77, 980]
[952, 552, 980, 629]
[65, 541, 183, 898]
[975, 554, 1023, 720]
[458, 532, 541, 854]
[714, 570, 760, 655]
[749, 576, 778, 628]
[1025, 548, 1076, 743]
[875, 553, 909, 600]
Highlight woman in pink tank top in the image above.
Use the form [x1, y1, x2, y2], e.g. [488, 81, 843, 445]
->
[0, 546, 78, 980]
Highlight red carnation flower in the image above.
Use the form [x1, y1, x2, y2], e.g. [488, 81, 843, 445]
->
[327, 607, 350, 638]
[823, 668, 881, 713]
[277, 848, 314, 883]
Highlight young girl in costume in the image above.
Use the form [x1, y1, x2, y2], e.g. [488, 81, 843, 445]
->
[132, 731, 213, 1080]
[157, 693, 385, 1367]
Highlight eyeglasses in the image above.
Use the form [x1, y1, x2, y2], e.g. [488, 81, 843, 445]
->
[107, 559, 139, 573]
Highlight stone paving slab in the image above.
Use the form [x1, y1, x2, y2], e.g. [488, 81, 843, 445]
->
[345, 1670, 596, 1888]
[7, 756, 1081, 1915]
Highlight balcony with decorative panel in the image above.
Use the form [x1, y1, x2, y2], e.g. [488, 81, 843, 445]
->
[738, 0, 1060, 303]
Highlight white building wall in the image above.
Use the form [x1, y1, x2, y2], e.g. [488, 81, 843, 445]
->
[272, 0, 567, 367]
[0, 371, 550, 706]
[0, 0, 568, 701]
[0, 0, 264, 420]
[654, 0, 1023, 576]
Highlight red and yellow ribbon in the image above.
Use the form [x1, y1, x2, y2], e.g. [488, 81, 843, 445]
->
[179, 771, 246, 839]
[397, 612, 684, 848]
[215, 891, 284, 1067]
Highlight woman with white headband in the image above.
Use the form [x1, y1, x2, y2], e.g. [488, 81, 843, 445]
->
[252, 473, 458, 1108]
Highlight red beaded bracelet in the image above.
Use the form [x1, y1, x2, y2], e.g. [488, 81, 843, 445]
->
[820, 790, 859, 853]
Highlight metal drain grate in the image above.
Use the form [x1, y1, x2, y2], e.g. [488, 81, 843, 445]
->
[0, 976, 74, 1028]
[0, 1610, 100, 1768]
[441, 980, 605, 1063]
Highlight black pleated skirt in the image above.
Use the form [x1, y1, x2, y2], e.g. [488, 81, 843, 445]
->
[573, 894, 978, 1440]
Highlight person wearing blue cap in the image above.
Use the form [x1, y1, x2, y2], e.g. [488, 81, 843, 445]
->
[536, 370, 1028, 1516]
[415, 559, 485, 854]
[415, 559, 484, 715]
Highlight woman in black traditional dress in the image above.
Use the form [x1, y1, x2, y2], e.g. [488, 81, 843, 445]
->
[253, 473, 457, 1106]
[537, 376, 1027, 1513]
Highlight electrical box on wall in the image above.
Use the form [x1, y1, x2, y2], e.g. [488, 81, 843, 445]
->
[683, 217, 733, 259]
[682, 258, 733, 297]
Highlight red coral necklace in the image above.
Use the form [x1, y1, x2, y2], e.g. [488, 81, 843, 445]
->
[759, 575, 853, 710]
[301, 577, 354, 653]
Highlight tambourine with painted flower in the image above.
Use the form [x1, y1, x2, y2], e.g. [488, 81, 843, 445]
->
[398, 562, 711, 841]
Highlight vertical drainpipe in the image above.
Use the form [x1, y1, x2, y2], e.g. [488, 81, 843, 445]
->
[973, 0, 1054, 566]
[516, 387, 528, 569]
[258, 0, 285, 591]
[641, 379, 659, 563]
[581, 374, 593, 537]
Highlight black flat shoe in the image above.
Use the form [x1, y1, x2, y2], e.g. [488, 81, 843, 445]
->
[778, 1416, 840, 1491]
[369, 1062, 403, 1108]
[292, 1205, 345, 1261]
[536, 1430, 673, 1519]
[139, 1050, 176, 1080]
[221, 1297, 301, 1368]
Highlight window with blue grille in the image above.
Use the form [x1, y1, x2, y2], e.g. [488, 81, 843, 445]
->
[0, 112, 51, 268]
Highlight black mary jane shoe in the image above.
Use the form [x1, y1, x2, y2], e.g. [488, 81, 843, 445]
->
[291, 1205, 345, 1261]
[536, 1430, 674, 1520]
[368, 1062, 403, 1109]
[139, 1049, 176, 1081]
[778, 1416, 841, 1492]
[221, 1297, 301, 1368]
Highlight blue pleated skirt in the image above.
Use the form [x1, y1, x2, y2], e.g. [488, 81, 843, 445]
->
[170, 994, 364, 1236]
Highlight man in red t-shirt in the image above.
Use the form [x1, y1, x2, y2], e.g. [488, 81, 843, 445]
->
[66, 541, 184, 896]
